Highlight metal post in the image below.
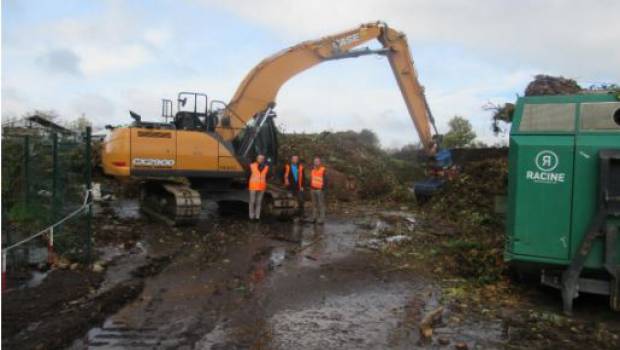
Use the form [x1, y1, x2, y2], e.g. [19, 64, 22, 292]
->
[84, 127, 92, 264]
[2, 181, 11, 278]
[2, 251, 6, 292]
[561, 212, 605, 315]
[47, 227, 55, 266]
[23, 136, 30, 206]
[51, 132, 59, 222]
[607, 224, 619, 311]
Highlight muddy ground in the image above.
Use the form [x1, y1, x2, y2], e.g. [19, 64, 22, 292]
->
[2, 200, 619, 350]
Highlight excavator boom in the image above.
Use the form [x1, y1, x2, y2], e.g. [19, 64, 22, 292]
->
[222, 22, 438, 154]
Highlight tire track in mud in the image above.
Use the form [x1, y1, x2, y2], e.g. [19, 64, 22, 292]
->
[2, 253, 174, 350]
[70, 220, 279, 349]
[70, 212, 509, 350]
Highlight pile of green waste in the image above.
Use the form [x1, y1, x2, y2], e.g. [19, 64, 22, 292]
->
[491, 74, 583, 128]
[524, 75, 582, 96]
[278, 130, 416, 202]
[426, 158, 509, 283]
[428, 158, 508, 228]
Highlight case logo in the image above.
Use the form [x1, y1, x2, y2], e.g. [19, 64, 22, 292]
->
[526, 150, 565, 184]
[333, 33, 360, 51]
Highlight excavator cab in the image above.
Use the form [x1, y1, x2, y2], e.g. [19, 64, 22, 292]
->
[159, 91, 279, 165]
[168, 92, 221, 132]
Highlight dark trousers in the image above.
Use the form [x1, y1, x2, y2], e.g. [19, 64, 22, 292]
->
[291, 189, 305, 216]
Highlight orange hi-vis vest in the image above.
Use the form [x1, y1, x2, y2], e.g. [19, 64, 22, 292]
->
[284, 164, 304, 190]
[249, 162, 269, 191]
[311, 166, 325, 190]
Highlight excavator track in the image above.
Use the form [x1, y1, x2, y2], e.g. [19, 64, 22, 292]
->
[140, 181, 201, 226]
[263, 185, 299, 219]
[211, 184, 298, 219]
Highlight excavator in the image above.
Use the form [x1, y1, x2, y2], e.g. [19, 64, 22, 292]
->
[102, 21, 444, 224]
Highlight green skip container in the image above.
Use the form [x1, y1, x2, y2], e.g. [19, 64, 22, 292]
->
[505, 93, 620, 313]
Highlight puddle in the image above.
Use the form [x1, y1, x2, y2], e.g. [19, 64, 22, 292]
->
[23, 270, 49, 288]
[97, 249, 149, 295]
[96, 245, 127, 263]
[73, 212, 509, 349]
[288, 220, 360, 265]
[432, 319, 505, 349]
[266, 282, 420, 349]
[110, 199, 141, 219]
[91, 239, 152, 295]
[268, 246, 287, 269]
[355, 213, 418, 251]
[195, 217, 432, 349]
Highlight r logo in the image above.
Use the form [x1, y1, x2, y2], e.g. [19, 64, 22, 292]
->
[535, 150, 559, 172]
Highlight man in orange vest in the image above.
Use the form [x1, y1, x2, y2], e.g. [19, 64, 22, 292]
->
[248, 154, 269, 221]
[283, 155, 304, 217]
[310, 156, 327, 224]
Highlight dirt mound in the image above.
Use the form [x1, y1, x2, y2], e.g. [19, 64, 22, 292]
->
[524, 75, 582, 96]
[2, 269, 103, 340]
[1, 252, 173, 349]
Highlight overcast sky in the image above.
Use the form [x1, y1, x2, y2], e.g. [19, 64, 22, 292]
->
[2, 0, 619, 147]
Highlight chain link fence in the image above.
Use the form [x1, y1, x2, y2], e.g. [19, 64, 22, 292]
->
[2, 126, 92, 288]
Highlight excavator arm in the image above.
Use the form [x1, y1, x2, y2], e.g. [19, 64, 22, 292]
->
[221, 21, 438, 155]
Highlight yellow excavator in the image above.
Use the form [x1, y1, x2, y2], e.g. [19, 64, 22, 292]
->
[102, 21, 440, 224]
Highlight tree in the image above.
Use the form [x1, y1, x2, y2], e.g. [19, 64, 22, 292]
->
[443, 116, 476, 148]
[67, 113, 92, 131]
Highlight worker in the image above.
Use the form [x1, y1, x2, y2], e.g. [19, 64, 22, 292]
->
[248, 154, 269, 221]
[310, 156, 327, 224]
[284, 155, 305, 217]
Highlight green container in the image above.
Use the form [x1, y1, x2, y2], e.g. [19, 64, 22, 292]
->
[505, 93, 620, 270]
